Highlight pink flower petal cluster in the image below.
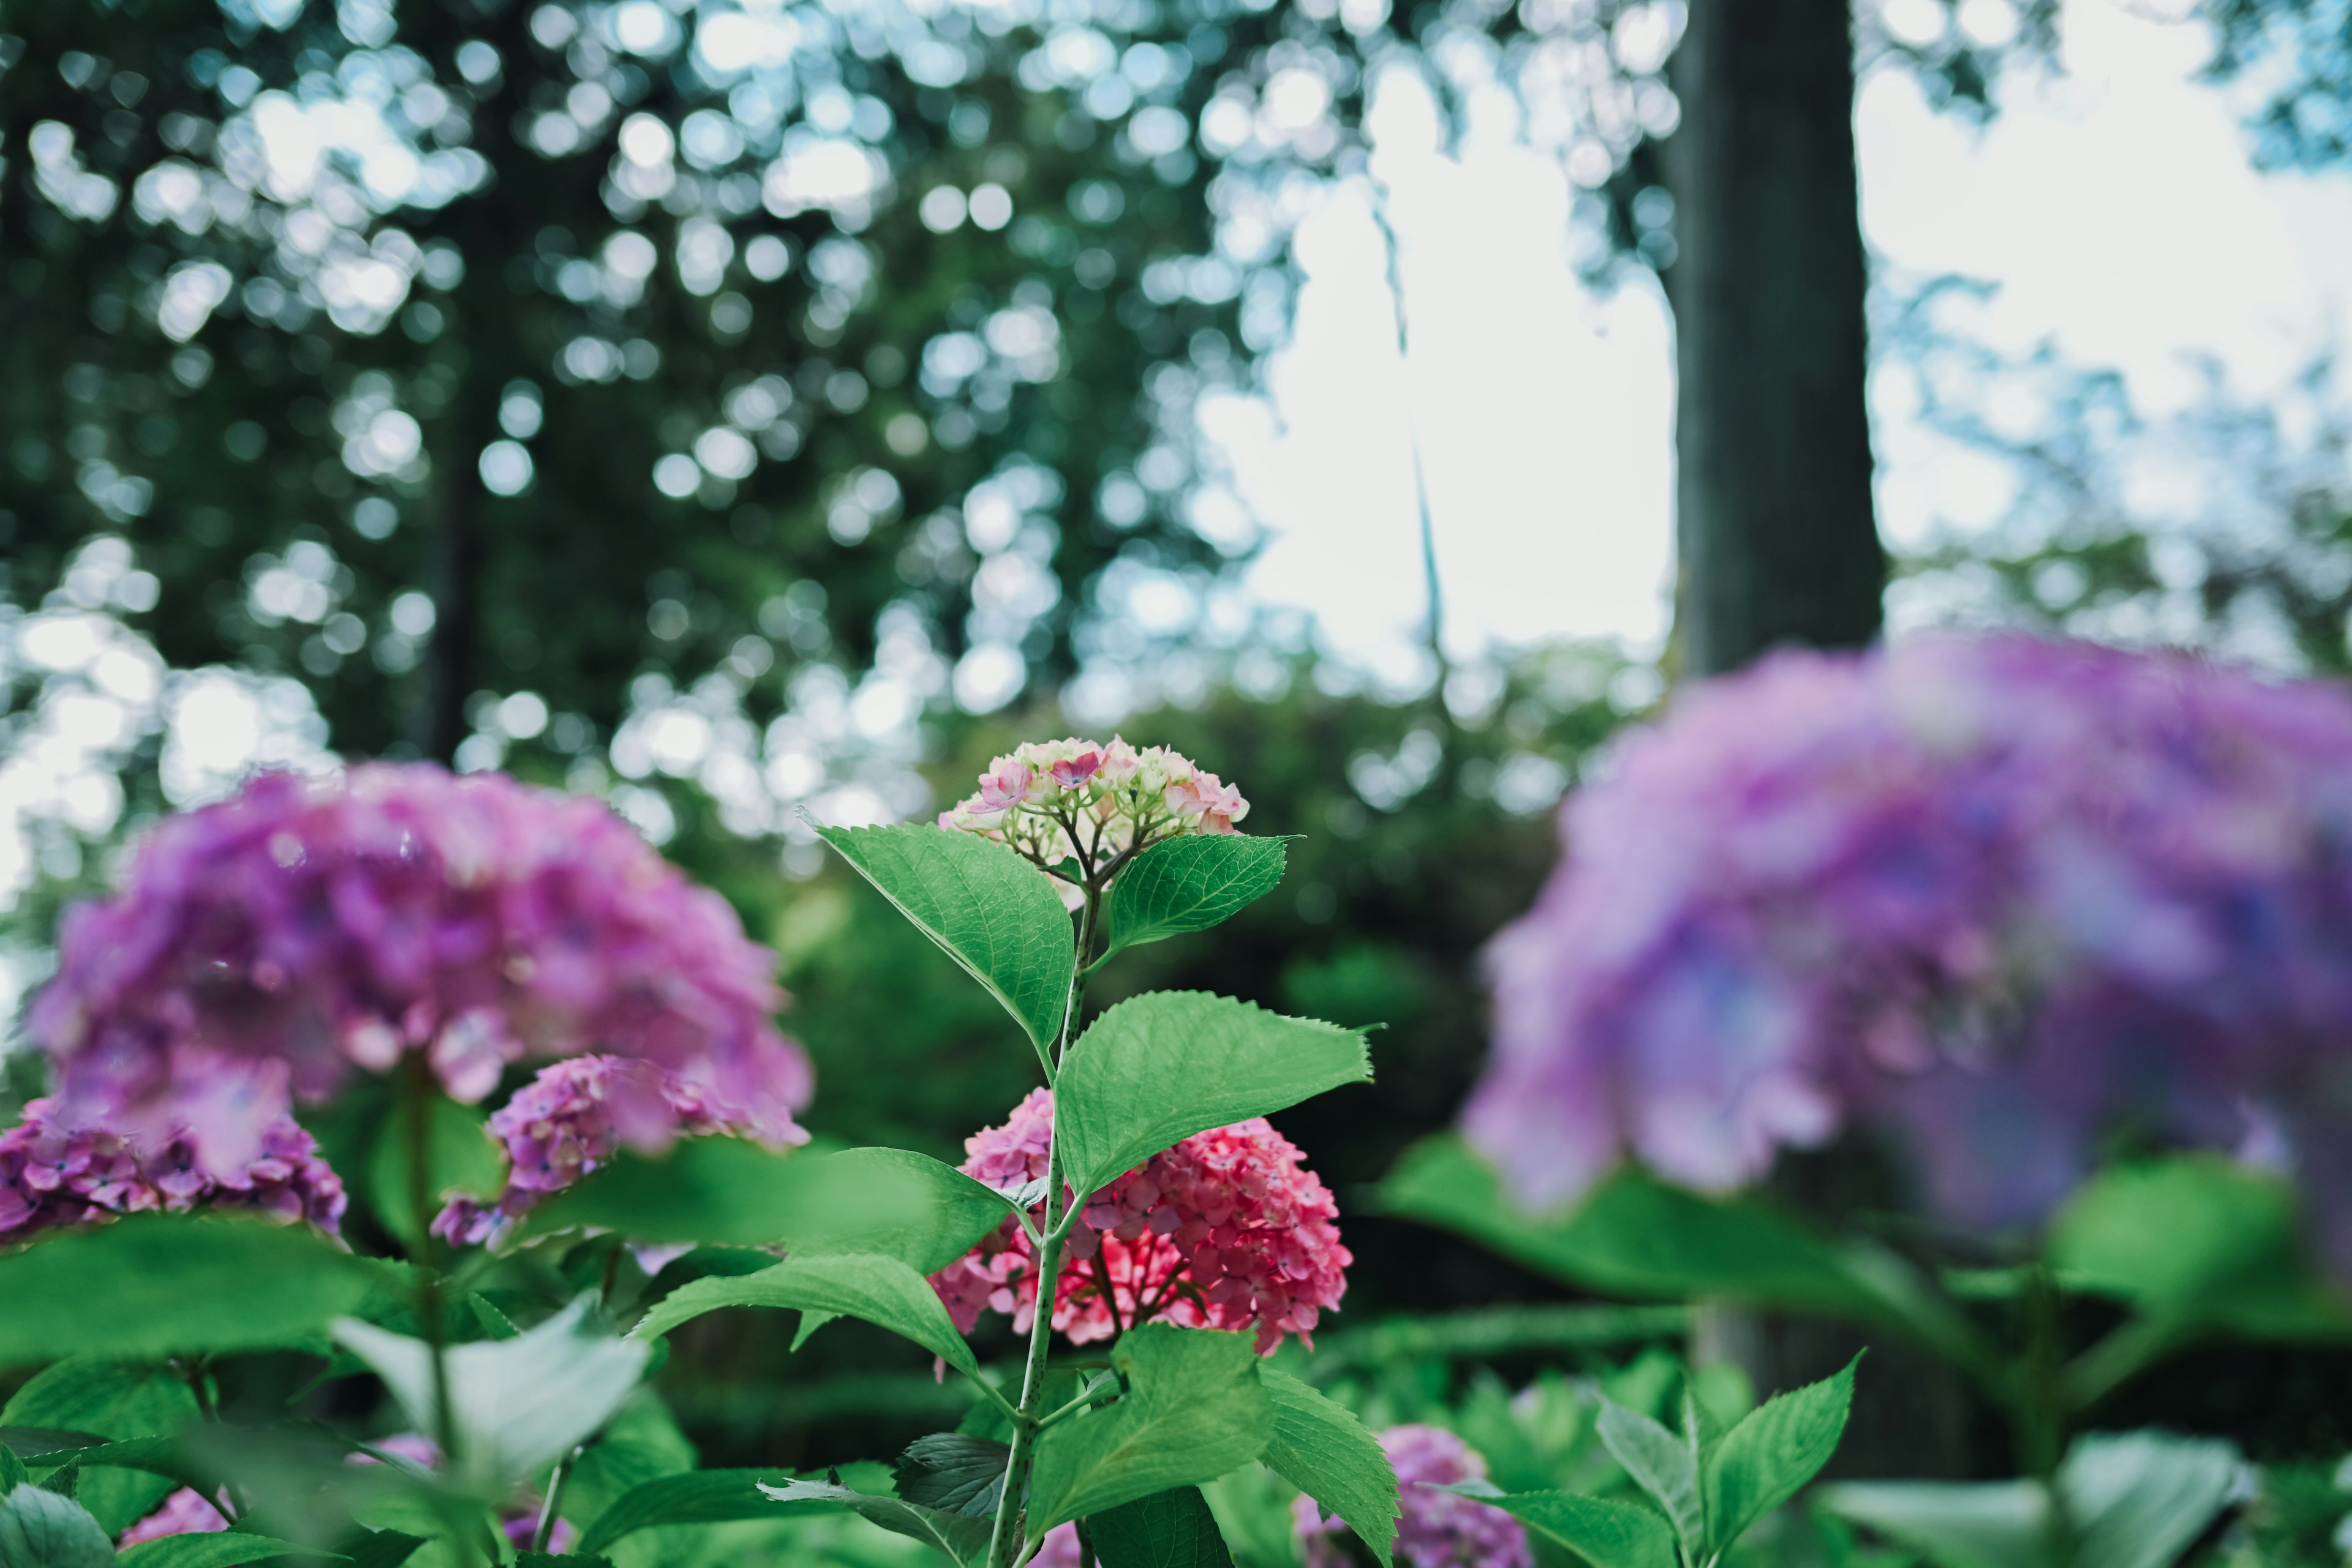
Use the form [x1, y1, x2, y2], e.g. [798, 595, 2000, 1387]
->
[26, 764, 810, 1220]
[1468, 634, 2352, 1272]
[0, 1090, 345, 1246]
[116, 1488, 232, 1547]
[939, 737, 1249, 892]
[930, 1088, 1349, 1354]
[1295, 1425, 1531, 1568]
[432, 1054, 805, 1245]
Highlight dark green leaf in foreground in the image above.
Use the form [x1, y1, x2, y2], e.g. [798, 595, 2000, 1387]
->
[0, 1446, 24, 1495]
[758, 1476, 993, 1566]
[30, 1439, 209, 1499]
[4, 1360, 197, 1535]
[1704, 1355, 1858, 1547]
[574, 1469, 790, 1557]
[1028, 1325, 1270, 1531]
[635, 1253, 981, 1378]
[1098, 835, 1291, 963]
[1055, 993, 1371, 1194]
[1442, 1487, 1679, 1568]
[1087, 1486, 1235, 1568]
[1257, 1368, 1397, 1568]
[818, 823, 1076, 1059]
[893, 1434, 1012, 1519]
[0, 1216, 383, 1366]
[116, 1532, 330, 1567]
[0, 1484, 115, 1568]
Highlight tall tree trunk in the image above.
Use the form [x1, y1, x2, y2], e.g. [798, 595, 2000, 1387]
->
[1665, 0, 1885, 677]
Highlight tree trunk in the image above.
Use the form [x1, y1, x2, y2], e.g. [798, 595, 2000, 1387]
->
[1665, 0, 1885, 677]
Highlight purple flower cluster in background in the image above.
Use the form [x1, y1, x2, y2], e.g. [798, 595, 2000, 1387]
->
[1467, 635, 2352, 1268]
[13, 764, 810, 1246]
[1295, 1424, 1531, 1568]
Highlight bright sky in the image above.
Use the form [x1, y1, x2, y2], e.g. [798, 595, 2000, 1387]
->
[1221, 0, 2352, 673]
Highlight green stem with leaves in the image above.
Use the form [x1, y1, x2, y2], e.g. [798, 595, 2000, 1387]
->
[984, 887, 1103, 1568]
[402, 1053, 460, 1469]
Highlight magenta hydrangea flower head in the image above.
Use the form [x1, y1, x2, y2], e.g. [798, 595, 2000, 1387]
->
[930, 1088, 1349, 1353]
[27, 764, 810, 1204]
[432, 1053, 804, 1246]
[1465, 634, 2352, 1270]
[938, 737, 1248, 897]
[1295, 1425, 1530, 1568]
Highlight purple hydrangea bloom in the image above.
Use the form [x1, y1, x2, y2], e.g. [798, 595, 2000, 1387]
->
[1466, 635, 2352, 1269]
[1295, 1423, 1531, 1567]
[29, 765, 812, 1189]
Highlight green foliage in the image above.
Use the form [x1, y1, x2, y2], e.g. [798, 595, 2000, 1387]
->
[1453, 1488, 1679, 1568]
[1055, 992, 1372, 1194]
[817, 824, 1076, 1060]
[333, 1295, 650, 1495]
[2, 1363, 197, 1536]
[1027, 1326, 1271, 1532]
[1096, 836, 1292, 967]
[574, 1471, 788, 1557]
[0, 1485, 115, 1568]
[0, 1216, 385, 1365]
[1257, 1368, 1398, 1568]
[891, 1435, 1011, 1520]
[1598, 1398, 1705, 1556]
[368, 1090, 503, 1251]
[636, 1253, 981, 1379]
[1087, 1487, 1236, 1568]
[0, 1451, 23, 1498]
[757, 1475, 994, 1566]
[115, 1534, 324, 1567]
[1703, 1358, 1860, 1548]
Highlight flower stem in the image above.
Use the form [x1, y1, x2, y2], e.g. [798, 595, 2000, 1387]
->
[402, 1052, 460, 1468]
[533, 1444, 582, 1551]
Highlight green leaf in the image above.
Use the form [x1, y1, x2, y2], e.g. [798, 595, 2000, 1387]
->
[1099, 835, 1291, 963]
[1088, 1486, 1236, 1568]
[757, 1476, 993, 1566]
[31, 1439, 208, 1498]
[1028, 1325, 1272, 1531]
[1257, 1369, 1397, 1568]
[1813, 1480, 2049, 1568]
[333, 1295, 650, 1495]
[1056, 993, 1371, 1194]
[772, 1148, 1024, 1272]
[117, 1534, 329, 1567]
[0, 1445, 24, 1495]
[1443, 1488, 1679, 1568]
[892, 1434, 1011, 1519]
[2062, 1431, 2242, 1568]
[633, 1253, 980, 1379]
[368, 1088, 503, 1250]
[818, 823, 1076, 1058]
[573, 1469, 786, 1557]
[1595, 1400, 1702, 1557]
[0, 1216, 384, 1366]
[514, 1556, 612, 1568]
[1704, 1355, 1859, 1550]
[334, 1531, 429, 1568]
[3, 1361, 198, 1534]
[0, 1484, 115, 1568]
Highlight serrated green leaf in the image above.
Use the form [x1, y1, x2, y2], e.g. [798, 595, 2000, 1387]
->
[1099, 835, 1291, 963]
[892, 1433, 1011, 1519]
[1056, 993, 1371, 1193]
[774, 1148, 1025, 1273]
[1088, 1486, 1236, 1568]
[573, 1469, 787, 1556]
[334, 1295, 650, 1496]
[0, 1216, 384, 1367]
[758, 1476, 993, 1566]
[333, 1529, 431, 1568]
[3, 1360, 198, 1535]
[633, 1252, 980, 1378]
[1442, 1487, 1679, 1568]
[818, 823, 1076, 1057]
[1704, 1355, 1858, 1549]
[1028, 1325, 1270, 1531]
[368, 1088, 503, 1251]
[1596, 1400, 1701, 1557]
[0, 1484, 114, 1568]
[1257, 1368, 1396, 1568]
[30, 1438, 207, 1498]
[117, 1532, 331, 1567]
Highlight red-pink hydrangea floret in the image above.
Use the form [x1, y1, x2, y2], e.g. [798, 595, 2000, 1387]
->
[116, 1488, 232, 1547]
[0, 1090, 345, 1246]
[1468, 634, 2352, 1273]
[26, 764, 810, 1199]
[930, 1088, 1349, 1354]
[433, 1054, 804, 1245]
[1295, 1424, 1531, 1568]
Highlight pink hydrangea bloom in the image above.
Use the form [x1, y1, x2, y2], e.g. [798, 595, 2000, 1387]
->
[433, 1054, 805, 1245]
[0, 1092, 345, 1246]
[938, 738, 1250, 899]
[1467, 635, 2352, 1272]
[1031, 1523, 1084, 1566]
[930, 1089, 1348, 1354]
[1295, 1425, 1530, 1568]
[116, 1488, 232, 1547]
[27, 764, 810, 1211]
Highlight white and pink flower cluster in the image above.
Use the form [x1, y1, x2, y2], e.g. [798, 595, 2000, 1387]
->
[930, 1088, 1349, 1354]
[938, 737, 1248, 887]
